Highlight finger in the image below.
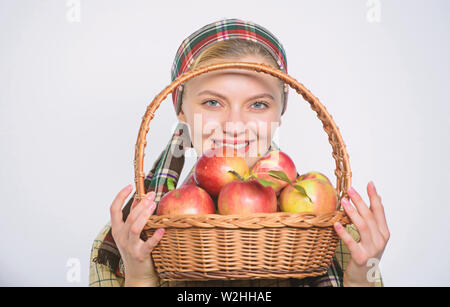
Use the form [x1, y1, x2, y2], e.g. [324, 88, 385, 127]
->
[128, 200, 157, 247]
[345, 188, 386, 252]
[130, 194, 139, 211]
[347, 186, 381, 236]
[123, 192, 156, 234]
[341, 198, 373, 244]
[131, 191, 155, 212]
[347, 186, 372, 219]
[131, 190, 154, 211]
[110, 184, 133, 234]
[367, 181, 390, 241]
[333, 222, 359, 254]
[141, 228, 165, 255]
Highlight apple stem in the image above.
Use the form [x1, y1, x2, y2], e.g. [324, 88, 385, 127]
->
[228, 170, 245, 181]
[246, 173, 256, 181]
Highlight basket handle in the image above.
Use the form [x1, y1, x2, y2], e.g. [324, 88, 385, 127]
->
[134, 62, 352, 205]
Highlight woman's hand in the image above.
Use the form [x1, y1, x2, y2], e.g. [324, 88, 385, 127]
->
[333, 181, 390, 287]
[110, 184, 165, 287]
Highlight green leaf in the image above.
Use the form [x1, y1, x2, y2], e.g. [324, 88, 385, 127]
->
[267, 170, 292, 184]
[256, 178, 275, 187]
[293, 185, 312, 202]
[167, 177, 175, 191]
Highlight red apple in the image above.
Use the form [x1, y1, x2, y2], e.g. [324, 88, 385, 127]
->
[297, 171, 331, 184]
[194, 147, 250, 197]
[218, 179, 277, 215]
[156, 184, 216, 215]
[251, 150, 297, 194]
[279, 178, 338, 215]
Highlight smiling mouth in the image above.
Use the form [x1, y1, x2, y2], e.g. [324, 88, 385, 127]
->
[212, 140, 254, 150]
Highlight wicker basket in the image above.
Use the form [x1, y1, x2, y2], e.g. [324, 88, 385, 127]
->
[136, 62, 352, 281]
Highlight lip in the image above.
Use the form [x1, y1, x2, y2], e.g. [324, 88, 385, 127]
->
[211, 139, 255, 152]
[213, 139, 253, 145]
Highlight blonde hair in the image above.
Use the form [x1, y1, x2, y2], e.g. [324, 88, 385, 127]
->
[181, 39, 286, 109]
[190, 39, 280, 70]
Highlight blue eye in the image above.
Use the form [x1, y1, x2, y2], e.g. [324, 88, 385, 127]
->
[202, 100, 221, 107]
[251, 101, 269, 109]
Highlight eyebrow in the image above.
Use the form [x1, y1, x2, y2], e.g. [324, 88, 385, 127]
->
[196, 90, 275, 101]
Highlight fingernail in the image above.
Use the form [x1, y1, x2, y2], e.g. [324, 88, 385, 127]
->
[347, 186, 355, 195]
[145, 200, 155, 212]
[125, 184, 133, 191]
[342, 202, 349, 211]
[156, 228, 165, 236]
[370, 181, 377, 192]
[149, 202, 156, 211]
[146, 191, 156, 200]
[342, 199, 352, 211]
[334, 222, 342, 230]
[341, 198, 349, 207]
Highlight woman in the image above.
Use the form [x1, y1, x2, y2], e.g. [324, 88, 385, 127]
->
[89, 18, 389, 287]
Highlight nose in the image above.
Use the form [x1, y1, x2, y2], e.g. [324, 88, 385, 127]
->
[222, 107, 247, 139]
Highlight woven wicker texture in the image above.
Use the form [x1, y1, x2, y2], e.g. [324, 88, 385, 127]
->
[136, 62, 352, 281]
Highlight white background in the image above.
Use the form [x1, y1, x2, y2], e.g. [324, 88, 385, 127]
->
[1, 0, 449, 286]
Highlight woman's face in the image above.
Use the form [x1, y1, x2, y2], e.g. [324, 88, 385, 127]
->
[177, 55, 284, 167]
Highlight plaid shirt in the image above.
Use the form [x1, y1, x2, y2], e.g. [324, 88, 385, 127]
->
[89, 219, 384, 287]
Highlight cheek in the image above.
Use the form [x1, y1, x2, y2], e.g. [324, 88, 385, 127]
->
[184, 109, 225, 151]
[201, 115, 224, 137]
[251, 114, 281, 140]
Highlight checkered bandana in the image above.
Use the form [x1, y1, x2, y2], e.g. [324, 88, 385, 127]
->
[171, 18, 289, 115]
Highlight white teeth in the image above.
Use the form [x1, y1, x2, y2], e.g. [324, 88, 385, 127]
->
[214, 141, 249, 149]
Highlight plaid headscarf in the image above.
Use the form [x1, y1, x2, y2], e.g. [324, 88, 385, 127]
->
[94, 17, 288, 278]
[171, 18, 289, 115]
